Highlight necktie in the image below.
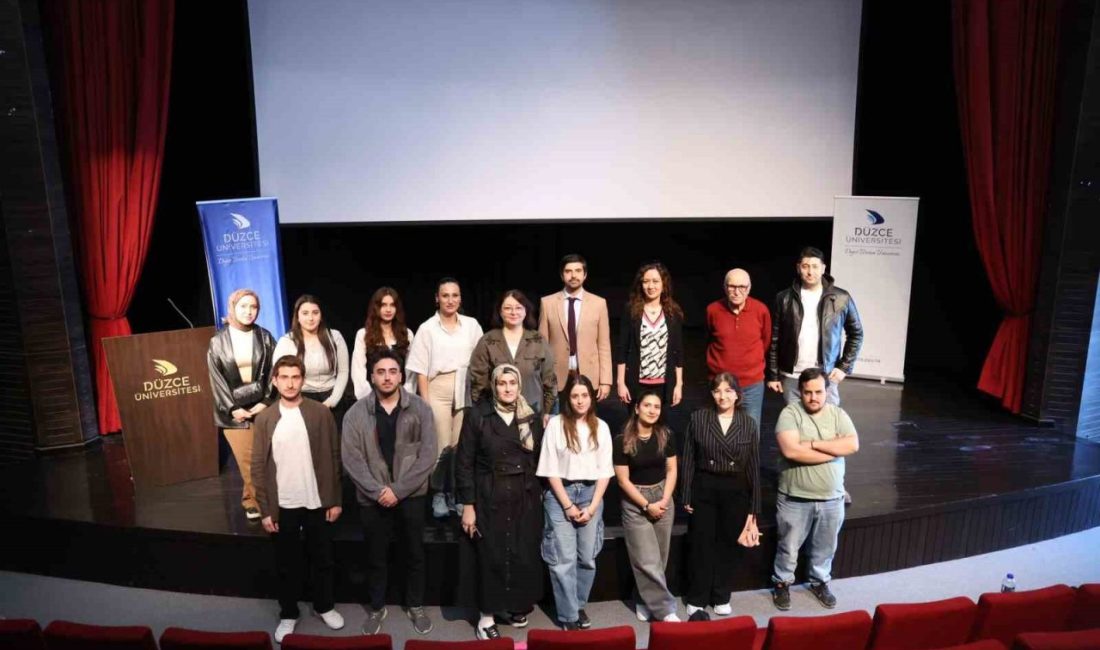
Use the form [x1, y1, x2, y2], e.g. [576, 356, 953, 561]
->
[567, 297, 578, 357]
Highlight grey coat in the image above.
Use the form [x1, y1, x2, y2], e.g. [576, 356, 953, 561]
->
[341, 387, 437, 505]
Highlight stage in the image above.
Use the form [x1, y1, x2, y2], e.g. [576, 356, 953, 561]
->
[2, 373, 1099, 606]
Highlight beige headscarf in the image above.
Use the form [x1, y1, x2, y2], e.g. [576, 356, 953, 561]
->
[492, 364, 535, 450]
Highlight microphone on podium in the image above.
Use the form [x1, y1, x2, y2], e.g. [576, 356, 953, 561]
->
[167, 298, 196, 329]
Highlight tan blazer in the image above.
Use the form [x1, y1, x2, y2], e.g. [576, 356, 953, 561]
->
[538, 291, 613, 391]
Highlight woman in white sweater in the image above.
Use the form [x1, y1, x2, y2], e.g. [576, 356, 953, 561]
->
[273, 295, 349, 422]
[350, 287, 415, 399]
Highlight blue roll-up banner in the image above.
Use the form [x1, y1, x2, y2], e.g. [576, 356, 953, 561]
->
[196, 197, 288, 338]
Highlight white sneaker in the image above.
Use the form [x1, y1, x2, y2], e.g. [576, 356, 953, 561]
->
[318, 609, 345, 630]
[713, 602, 732, 616]
[685, 604, 704, 617]
[636, 602, 651, 622]
[662, 613, 682, 622]
[274, 619, 296, 644]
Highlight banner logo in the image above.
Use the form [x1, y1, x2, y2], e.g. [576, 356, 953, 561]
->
[866, 209, 886, 225]
[152, 359, 179, 376]
[230, 212, 252, 230]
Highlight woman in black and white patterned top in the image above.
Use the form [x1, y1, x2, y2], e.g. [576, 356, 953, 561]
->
[615, 262, 684, 409]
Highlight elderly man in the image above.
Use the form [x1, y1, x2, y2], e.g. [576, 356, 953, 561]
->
[706, 268, 771, 426]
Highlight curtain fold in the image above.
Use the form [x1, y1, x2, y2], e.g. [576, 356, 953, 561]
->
[50, 0, 175, 433]
[951, 0, 1061, 413]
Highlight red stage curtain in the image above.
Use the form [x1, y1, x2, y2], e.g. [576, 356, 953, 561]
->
[951, 0, 1061, 413]
[48, 0, 175, 433]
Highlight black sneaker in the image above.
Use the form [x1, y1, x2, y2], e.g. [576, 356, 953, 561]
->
[772, 582, 792, 611]
[500, 612, 528, 628]
[244, 507, 261, 521]
[688, 609, 711, 622]
[809, 583, 837, 608]
[561, 621, 580, 631]
[576, 609, 591, 629]
[406, 606, 434, 634]
[476, 623, 501, 640]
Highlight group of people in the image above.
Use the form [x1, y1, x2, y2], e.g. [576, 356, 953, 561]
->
[205, 247, 864, 642]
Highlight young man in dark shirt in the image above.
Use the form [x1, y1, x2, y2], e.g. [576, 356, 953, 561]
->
[342, 349, 437, 636]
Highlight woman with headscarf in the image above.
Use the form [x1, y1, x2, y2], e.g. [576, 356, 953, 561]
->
[456, 364, 545, 640]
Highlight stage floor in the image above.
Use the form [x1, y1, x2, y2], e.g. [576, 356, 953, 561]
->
[3, 376, 1099, 601]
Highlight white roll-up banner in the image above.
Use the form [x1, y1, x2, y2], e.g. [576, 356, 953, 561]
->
[830, 196, 919, 382]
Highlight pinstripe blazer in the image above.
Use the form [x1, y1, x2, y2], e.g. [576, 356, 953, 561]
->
[680, 407, 761, 514]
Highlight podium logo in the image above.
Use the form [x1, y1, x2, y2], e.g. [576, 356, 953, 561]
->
[135, 359, 201, 402]
[230, 212, 252, 230]
[866, 209, 886, 225]
[152, 359, 178, 376]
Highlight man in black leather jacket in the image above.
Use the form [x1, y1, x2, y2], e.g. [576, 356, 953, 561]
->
[766, 247, 863, 406]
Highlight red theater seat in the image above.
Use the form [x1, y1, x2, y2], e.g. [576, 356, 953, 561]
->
[1068, 584, 1100, 631]
[927, 642, 1007, 650]
[761, 610, 874, 650]
[648, 616, 757, 650]
[0, 619, 46, 650]
[405, 640, 514, 650]
[282, 634, 394, 650]
[44, 621, 157, 650]
[971, 585, 1077, 645]
[868, 596, 978, 650]
[527, 625, 635, 650]
[160, 627, 272, 650]
[1012, 628, 1100, 650]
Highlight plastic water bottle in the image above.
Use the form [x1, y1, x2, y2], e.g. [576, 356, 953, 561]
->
[1001, 573, 1016, 592]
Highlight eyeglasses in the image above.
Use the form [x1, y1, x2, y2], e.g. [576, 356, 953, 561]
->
[726, 285, 750, 293]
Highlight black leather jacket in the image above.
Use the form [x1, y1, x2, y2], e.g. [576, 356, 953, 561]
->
[207, 325, 277, 429]
[767, 276, 863, 381]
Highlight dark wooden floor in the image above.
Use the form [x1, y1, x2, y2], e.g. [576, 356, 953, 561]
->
[2, 375, 1099, 601]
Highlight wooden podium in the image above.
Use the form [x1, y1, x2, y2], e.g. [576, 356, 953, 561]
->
[103, 327, 219, 488]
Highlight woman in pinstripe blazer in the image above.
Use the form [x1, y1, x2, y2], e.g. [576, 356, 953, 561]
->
[680, 372, 762, 620]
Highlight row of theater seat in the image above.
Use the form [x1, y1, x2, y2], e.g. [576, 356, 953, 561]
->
[2, 583, 1098, 650]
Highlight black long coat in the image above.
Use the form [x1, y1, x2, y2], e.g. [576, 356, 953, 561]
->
[455, 400, 545, 613]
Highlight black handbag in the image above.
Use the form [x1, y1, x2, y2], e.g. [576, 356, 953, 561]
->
[231, 381, 265, 407]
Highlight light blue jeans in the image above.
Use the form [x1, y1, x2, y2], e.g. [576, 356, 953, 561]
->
[542, 482, 604, 623]
[781, 375, 840, 406]
[739, 380, 765, 427]
[772, 492, 845, 585]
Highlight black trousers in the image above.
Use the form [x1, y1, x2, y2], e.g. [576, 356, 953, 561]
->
[360, 497, 427, 609]
[685, 472, 751, 608]
[274, 507, 335, 619]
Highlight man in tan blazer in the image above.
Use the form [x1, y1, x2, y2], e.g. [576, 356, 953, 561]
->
[538, 254, 613, 400]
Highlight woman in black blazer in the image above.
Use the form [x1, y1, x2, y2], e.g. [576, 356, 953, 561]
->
[679, 372, 761, 620]
[207, 288, 276, 521]
[616, 262, 684, 408]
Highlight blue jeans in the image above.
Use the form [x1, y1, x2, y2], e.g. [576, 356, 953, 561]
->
[542, 482, 604, 623]
[772, 492, 845, 585]
[739, 381, 765, 428]
[781, 375, 840, 406]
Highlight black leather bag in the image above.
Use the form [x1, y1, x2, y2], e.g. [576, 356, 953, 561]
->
[231, 381, 265, 407]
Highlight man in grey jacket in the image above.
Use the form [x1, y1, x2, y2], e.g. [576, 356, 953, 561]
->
[343, 348, 437, 636]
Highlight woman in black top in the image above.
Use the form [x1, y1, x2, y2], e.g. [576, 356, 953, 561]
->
[456, 364, 545, 640]
[615, 262, 684, 408]
[680, 372, 761, 620]
[613, 390, 680, 622]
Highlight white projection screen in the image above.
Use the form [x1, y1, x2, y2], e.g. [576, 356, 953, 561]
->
[248, 0, 862, 224]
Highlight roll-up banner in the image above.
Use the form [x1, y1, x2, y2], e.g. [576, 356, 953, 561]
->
[830, 196, 919, 382]
[196, 197, 288, 338]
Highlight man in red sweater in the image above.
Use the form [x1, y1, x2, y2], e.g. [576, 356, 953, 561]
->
[706, 268, 771, 426]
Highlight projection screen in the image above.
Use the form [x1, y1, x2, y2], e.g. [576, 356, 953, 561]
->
[248, 0, 862, 224]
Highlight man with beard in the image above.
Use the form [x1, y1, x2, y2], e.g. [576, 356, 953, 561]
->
[770, 367, 859, 612]
[342, 348, 437, 636]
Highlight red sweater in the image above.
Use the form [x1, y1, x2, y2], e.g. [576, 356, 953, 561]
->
[706, 297, 771, 386]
